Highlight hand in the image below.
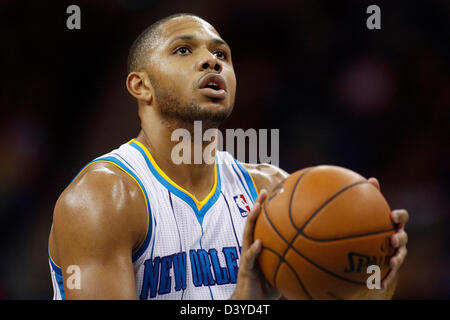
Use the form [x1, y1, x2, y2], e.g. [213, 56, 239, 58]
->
[230, 189, 281, 300]
[368, 177, 409, 291]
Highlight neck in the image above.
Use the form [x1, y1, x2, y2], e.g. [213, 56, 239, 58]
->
[136, 106, 219, 201]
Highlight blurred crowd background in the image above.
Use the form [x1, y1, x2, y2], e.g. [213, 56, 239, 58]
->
[0, 0, 448, 299]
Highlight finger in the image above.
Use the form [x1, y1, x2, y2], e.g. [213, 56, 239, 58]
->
[390, 246, 408, 269]
[382, 246, 407, 289]
[391, 209, 409, 226]
[247, 190, 268, 224]
[241, 239, 262, 272]
[242, 190, 268, 251]
[382, 269, 396, 290]
[368, 177, 380, 191]
[391, 230, 408, 248]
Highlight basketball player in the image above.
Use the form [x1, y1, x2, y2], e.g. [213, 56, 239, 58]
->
[48, 13, 408, 300]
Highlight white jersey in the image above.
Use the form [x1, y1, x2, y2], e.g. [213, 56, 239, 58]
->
[49, 138, 259, 300]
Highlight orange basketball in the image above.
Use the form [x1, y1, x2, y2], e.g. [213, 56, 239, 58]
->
[254, 165, 396, 300]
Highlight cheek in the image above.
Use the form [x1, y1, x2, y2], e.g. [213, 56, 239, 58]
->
[227, 72, 237, 100]
[156, 69, 192, 96]
[152, 57, 192, 88]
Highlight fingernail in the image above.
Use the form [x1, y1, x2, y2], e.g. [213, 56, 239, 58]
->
[394, 211, 400, 221]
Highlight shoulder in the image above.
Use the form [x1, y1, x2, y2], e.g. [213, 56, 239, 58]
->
[54, 162, 145, 223]
[50, 162, 147, 257]
[241, 162, 290, 194]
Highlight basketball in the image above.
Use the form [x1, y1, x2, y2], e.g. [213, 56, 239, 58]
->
[254, 165, 396, 300]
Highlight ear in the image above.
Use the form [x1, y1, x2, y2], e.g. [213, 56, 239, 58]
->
[126, 71, 153, 103]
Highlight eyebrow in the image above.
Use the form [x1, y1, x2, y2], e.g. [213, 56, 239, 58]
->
[168, 34, 229, 48]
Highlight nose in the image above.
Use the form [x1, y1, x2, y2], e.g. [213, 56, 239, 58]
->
[197, 50, 222, 73]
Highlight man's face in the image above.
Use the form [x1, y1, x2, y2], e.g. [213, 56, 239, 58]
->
[145, 16, 236, 128]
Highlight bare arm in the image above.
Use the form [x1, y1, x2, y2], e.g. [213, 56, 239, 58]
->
[242, 163, 290, 194]
[49, 163, 148, 299]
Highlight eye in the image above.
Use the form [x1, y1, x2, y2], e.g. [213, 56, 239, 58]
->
[214, 50, 227, 59]
[175, 46, 191, 55]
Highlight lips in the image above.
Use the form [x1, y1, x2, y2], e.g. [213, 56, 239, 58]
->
[198, 73, 227, 100]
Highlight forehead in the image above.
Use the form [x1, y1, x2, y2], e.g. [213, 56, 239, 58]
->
[157, 16, 222, 43]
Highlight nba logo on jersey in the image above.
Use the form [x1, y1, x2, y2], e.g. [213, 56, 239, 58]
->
[233, 194, 251, 217]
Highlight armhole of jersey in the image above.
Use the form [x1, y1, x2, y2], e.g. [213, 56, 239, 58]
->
[65, 157, 153, 263]
[248, 168, 259, 195]
[48, 249, 65, 300]
[232, 158, 259, 202]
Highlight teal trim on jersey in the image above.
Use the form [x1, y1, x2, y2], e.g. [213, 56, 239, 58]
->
[129, 141, 222, 227]
[48, 253, 65, 300]
[69, 162, 91, 185]
[230, 163, 254, 204]
[54, 270, 65, 299]
[49, 255, 62, 276]
[233, 159, 258, 202]
[94, 156, 153, 263]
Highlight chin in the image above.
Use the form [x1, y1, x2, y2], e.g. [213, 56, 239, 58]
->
[206, 101, 233, 114]
[193, 101, 232, 126]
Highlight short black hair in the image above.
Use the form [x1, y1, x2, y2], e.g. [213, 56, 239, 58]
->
[127, 13, 201, 74]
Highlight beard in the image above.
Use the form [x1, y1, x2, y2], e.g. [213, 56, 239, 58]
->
[152, 81, 233, 129]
